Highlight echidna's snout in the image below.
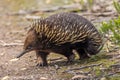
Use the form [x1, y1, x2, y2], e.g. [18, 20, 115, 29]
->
[16, 49, 32, 58]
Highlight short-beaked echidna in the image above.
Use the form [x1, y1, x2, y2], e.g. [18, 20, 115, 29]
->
[17, 12, 103, 66]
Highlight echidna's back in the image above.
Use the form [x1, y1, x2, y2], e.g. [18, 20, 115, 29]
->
[34, 12, 103, 55]
[45, 12, 94, 31]
[45, 13, 100, 42]
[46, 12, 97, 34]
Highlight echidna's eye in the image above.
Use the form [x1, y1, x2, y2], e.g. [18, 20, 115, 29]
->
[27, 45, 32, 49]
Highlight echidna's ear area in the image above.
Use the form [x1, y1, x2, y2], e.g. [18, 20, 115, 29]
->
[30, 18, 49, 40]
[27, 27, 34, 34]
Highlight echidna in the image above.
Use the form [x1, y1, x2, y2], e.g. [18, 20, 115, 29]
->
[17, 12, 103, 66]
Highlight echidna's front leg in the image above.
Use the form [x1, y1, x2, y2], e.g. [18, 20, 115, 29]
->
[67, 53, 75, 63]
[36, 51, 49, 66]
[77, 49, 90, 60]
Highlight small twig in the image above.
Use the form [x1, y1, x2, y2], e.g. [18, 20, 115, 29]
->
[79, 11, 117, 17]
[48, 57, 63, 61]
[0, 40, 23, 47]
[106, 72, 119, 76]
[7, 4, 81, 16]
[110, 64, 120, 68]
[63, 63, 102, 73]
[76, 68, 93, 75]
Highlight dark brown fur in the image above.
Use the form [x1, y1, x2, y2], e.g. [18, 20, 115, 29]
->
[17, 12, 103, 66]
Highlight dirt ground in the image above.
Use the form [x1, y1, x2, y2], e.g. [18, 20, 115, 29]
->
[0, 0, 120, 80]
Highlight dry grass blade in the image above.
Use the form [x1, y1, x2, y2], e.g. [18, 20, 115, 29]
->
[63, 63, 102, 73]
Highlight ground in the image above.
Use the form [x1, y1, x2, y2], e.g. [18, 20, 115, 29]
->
[0, 0, 120, 80]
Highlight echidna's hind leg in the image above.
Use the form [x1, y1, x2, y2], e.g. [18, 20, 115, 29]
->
[36, 51, 49, 67]
[77, 48, 90, 60]
[63, 49, 75, 63]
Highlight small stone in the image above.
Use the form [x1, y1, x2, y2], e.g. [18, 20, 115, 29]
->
[0, 52, 5, 56]
[92, 5, 101, 12]
[100, 77, 107, 80]
[45, 0, 51, 4]
[40, 77, 48, 80]
[21, 68, 27, 71]
[1, 76, 10, 80]
[106, 6, 114, 11]
[10, 58, 19, 62]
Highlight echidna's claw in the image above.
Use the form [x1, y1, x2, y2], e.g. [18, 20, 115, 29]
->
[36, 62, 48, 67]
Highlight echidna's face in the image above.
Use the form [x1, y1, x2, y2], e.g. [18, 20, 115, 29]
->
[24, 30, 38, 51]
[16, 29, 38, 58]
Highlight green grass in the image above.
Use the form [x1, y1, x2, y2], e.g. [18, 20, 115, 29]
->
[113, 0, 120, 14]
[47, 52, 118, 79]
[100, 17, 120, 46]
